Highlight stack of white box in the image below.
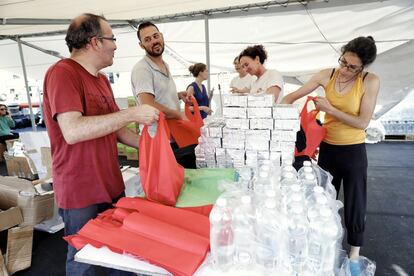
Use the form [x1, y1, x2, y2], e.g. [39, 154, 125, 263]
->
[195, 94, 299, 168]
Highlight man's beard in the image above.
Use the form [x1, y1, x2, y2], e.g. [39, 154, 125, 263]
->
[145, 43, 164, 57]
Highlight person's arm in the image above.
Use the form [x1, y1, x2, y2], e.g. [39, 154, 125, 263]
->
[314, 73, 380, 129]
[116, 127, 140, 148]
[281, 70, 327, 104]
[266, 85, 281, 102]
[230, 87, 250, 94]
[6, 114, 15, 128]
[56, 104, 158, 145]
[139, 93, 183, 119]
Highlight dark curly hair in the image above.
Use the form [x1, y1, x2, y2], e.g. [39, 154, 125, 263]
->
[341, 36, 377, 66]
[239, 44, 268, 64]
[65, 13, 106, 53]
[137, 21, 159, 41]
[189, 63, 207, 77]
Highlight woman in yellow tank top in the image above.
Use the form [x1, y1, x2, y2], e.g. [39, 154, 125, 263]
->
[282, 36, 380, 275]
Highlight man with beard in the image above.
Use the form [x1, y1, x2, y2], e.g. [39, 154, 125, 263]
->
[131, 21, 187, 119]
[131, 21, 198, 168]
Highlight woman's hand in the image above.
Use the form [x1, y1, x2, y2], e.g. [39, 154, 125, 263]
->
[313, 96, 334, 114]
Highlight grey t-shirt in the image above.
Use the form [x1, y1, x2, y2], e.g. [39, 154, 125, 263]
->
[131, 56, 180, 111]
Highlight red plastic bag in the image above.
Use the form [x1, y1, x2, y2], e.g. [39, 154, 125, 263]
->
[295, 96, 327, 159]
[166, 96, 203, 148]
[65, 198, 211, 276]
[139, 113, 184, 206]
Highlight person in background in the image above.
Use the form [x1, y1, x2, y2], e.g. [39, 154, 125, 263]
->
[239, 44, 284, 102]
[43, 13, 159, 275]
[282, 36, 380, 276]
[131, 21, 189, 119]
[229, 56, 256, 94]
[186, 63, 213, 119]
[0, 104, 19, 145]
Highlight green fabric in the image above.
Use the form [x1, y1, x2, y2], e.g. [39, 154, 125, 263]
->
[0, 116, 14, 136]
[175, 168, 236, 207]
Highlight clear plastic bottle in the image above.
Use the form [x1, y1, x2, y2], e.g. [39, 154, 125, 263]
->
[297, 160, 313, 178]
[209, 198, 234, 271]
[233, 195, 255, 266]
[301, 173, 318, 199]
[281, 164, 298, 181]
[254, 170, 271, 203]
[287, 202, 309, 275]
[307, 207, 341, 274]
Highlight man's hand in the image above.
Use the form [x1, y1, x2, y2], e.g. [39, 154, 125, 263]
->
[200, 106, 213, 115]
[178, 91, 192, 104]
[131, 104, 159, 125]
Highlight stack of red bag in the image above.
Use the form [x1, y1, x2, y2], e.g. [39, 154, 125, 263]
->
[66, 108, 211, 275]
[65, 197, 210, 276]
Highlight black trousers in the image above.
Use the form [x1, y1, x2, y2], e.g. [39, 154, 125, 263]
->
[0, 132, 19, 145]
[170, 142, 197, 169]
[318, 141, 367, 247]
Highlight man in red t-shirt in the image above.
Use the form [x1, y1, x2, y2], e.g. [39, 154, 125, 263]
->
[43, 13, 159, 275]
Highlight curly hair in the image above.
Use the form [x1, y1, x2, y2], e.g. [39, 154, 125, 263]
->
[188, 63, 207, 77]
[239, 44, 268, 64]
[341, 36, 377, 66]
[65, 13, 106, 53]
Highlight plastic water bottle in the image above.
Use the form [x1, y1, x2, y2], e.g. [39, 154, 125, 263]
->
[301, 173, 318, 199]
[254, 170, 271, 203]
[210, 198, 234, 271]
[298, 160, 313, 178]
[233, 195, 255, 266]
[287, 203, 309, 275]
[308, 207, 342, 274]
[255, 198, 276, 269]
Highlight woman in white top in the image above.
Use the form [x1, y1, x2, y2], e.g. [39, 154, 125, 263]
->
[239, 45, 284, 102]
[229, 56, 256, 94]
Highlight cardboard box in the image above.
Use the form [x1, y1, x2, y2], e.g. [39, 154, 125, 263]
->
[5, 226, 33, 274]
[5, 139, 20, 152]
[117, 143, 127, 156]
[0, 207, 32, 275]
[125, 147, 138, 161]
[3, 153, 37, 180]
[0, 207, 23, 232]
[0, 144, 5, 162]
[0, 176, 54, 226]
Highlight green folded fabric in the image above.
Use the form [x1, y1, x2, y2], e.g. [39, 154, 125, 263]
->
[175, 168, 236, 207]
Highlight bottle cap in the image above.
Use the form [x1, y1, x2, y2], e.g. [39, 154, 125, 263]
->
[313, 186, 324, 193]
[320, 207, 332, 217]
[216, 197, 227, 207]
[303, 160, 312, 167]
[265, 190, 276, 198]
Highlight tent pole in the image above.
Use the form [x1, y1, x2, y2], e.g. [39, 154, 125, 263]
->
[16, 37, 37, 131]
[204, 14, 211, 92]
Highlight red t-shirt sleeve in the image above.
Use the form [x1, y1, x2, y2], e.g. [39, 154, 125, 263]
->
[47, 64, 84, 121]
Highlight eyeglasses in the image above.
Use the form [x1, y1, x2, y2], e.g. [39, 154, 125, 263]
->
[97, 35, 116, 42]
[338, 57, 363, 73]
[0, 108, 6, 111]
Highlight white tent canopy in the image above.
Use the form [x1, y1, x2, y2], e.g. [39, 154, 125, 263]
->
[0, 0, 413, 120]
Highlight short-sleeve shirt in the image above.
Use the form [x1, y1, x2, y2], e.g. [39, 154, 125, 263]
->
[230, 74, 256, 91]
[43, 59, 124, 209]
[131, 56, 180, 111]
[250, 69, 285, 102]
